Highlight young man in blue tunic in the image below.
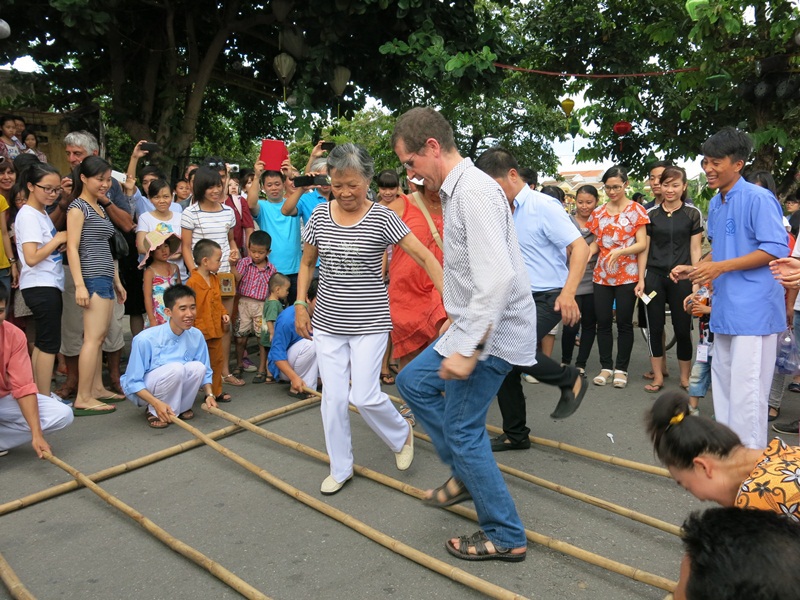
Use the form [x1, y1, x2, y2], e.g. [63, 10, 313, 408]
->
[671, 127, 787, 448]
[122, 284, 217, 428]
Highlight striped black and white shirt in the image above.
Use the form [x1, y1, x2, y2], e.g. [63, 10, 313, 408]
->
[434, 158, 537, 366]
[68, 198, 115, 278]
[303, 202, 410, 335]
[181, 204, 236, 273]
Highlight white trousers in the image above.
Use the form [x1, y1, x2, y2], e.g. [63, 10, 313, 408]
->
[0, 393, 74, 451]
[711, 333, 776, 449]
[276, 338, 319, 391]
[315, 331, 408, 482]
[127, 362, 206, 417]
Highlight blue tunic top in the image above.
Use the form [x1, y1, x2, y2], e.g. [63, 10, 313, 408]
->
[706, 177, 788, 335]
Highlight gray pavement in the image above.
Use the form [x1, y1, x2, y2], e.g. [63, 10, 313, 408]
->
[2, 336, 798, 600]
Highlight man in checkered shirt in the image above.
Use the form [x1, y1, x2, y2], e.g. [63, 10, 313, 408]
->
[393, 107, 536, 563]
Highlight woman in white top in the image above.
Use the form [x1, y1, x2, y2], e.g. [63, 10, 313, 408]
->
[16, 163, 68, 396]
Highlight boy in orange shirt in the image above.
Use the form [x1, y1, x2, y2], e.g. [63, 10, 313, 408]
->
[186, 239, 232, 403]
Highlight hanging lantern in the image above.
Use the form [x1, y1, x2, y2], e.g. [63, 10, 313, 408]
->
[273, 52, 296, 102]
[330, 66, 351, 118]
[281, 26, 306, 58]
[271, 0, 294, 22]
[0, 19, 9, 39]
[560, 98, 575, 119]
[568, 117, 581, 151]
[613, 120, 632, 151]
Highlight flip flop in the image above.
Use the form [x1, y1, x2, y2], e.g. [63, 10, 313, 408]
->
[217, 393, 233, 403]
[644, 383, 663, 393]
[642, 372, 669, 381]
[97, 393, 125, 403]
[380, 372, 396, 385]
[288, 389, 312, 400]
[73, 404, 117, 416]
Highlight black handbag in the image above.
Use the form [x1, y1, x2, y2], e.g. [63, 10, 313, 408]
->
[109, 228, 129, 259]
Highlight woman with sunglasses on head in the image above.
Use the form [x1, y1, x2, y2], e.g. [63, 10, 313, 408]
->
[642, 166, 704, 393]
[587, 165, 649, 389]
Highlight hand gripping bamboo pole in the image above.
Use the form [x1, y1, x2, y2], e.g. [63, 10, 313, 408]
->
[382, 391, 670, 478]
[205, 405, 677, 593]
[42, 452, 270, 600]
[0, 397, 319, 517]
[171, 414, 529, 600]
[0, 551, 36, 600]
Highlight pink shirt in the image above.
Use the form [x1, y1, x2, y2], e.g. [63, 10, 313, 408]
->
[0, 320, 38, 399]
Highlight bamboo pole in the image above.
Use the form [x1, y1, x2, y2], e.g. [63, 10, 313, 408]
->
[0, 551, 36, 600]
[43, 452, 270, 600]
[304, 388, 679, 536]
[205, 405, 677, 593]
[172, 414, 529, 600]
[0, 397, 319, 517]
[380, 390, 670, 478]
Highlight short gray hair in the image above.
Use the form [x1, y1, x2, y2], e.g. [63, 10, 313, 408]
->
[63, 130, 99, 154]
[327, 143, 374, 181]
[309, 157, 328, 173]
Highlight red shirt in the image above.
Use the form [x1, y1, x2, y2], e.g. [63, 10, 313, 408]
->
[224, 194, 255, 252]
[0, 320, 39, 399]
[236, 257, 276, 301]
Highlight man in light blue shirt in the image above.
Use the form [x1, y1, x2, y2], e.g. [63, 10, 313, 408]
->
[121, 284, 216, 429]
[672, 128, 788, 448]
[476, 147, 590, 451]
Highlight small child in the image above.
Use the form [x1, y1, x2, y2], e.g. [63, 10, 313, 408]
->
[186, 239, 231, 403]
[687, 285, 712, 415]
[231, 230, 277, 383]
[140, 231, 181, 327]
[260, 273, 291, 383]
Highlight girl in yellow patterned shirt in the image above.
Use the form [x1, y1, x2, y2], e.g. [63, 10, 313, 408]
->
[646, 390, 800, 522]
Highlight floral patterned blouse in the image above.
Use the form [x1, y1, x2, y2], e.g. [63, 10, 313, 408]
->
[735, 438, 800, 522]
[586, 201, 649, 286]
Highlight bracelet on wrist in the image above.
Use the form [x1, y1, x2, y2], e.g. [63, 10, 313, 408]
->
[294, 300, 308, 308]
[205, 393, 215, 399]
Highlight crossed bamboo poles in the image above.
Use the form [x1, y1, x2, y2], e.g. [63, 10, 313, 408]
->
[1, 390, 680, 599]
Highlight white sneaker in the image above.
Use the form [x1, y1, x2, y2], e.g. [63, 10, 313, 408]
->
[50, 391, 72, 407]
[0, 450, 8, 457]
[522, 374, 539, 384]
[320, 474, 352, 495]
[395, 422, 414, 470]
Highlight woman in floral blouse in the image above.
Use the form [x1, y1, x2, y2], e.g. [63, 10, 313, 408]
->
[587, 165, 649, 389]
[647, 390, 799, 523]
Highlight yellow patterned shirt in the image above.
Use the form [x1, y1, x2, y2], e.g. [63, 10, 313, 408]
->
[735, 438, 800, 522]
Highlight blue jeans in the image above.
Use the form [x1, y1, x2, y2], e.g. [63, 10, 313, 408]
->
[396, 343, 526, 549]
[688, 355, 712, 398]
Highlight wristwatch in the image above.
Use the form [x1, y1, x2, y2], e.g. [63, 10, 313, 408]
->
[99, 201, 111, 209]
[205, 393, 216, 400]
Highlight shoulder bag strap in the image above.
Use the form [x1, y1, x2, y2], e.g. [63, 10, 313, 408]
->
[409, 192, 443, 251]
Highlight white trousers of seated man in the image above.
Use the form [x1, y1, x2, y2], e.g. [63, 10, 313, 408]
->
[0, 393, 74, 451]
[128, 362, 206, 417]
[276, 338, 320, 391]
[314, 331, 409, 484]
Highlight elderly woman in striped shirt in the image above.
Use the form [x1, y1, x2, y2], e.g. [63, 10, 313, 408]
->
[294, 143, 443, 496]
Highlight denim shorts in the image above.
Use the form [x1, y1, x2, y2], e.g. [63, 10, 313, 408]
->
[83, 276, 115, 300]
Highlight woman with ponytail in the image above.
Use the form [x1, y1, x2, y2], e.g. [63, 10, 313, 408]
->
[646, 390, 800, 521]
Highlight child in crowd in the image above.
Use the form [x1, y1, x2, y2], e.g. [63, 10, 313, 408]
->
[231, 230, 276, 383]
[136, 179, 188, 281]
[140, 231, 181, 327]
[687, 285, 712, 415]
[186, 239, 231, 403]
[260, 272, 290, 383]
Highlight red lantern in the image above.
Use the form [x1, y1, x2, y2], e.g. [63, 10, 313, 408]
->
[613, 120, 632, 150]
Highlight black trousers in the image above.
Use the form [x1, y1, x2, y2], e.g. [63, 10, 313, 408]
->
[560, 292, 597, 368]
[643, 271, 694, 361]
[496, 289, 580, 443]
[594, 282, 637, 372]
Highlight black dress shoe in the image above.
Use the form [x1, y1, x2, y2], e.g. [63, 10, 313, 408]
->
[551, 372, 587, 420]
[490, 433, 531, 452]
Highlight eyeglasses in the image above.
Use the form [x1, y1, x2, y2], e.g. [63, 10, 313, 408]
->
[35, 184, 63, 195]
[603, 185, 624, 192]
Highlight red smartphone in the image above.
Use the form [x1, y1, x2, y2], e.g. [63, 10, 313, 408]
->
[258, 139, 289, 172]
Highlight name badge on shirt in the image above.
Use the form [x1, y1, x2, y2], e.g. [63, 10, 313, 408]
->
[696, 344, 709, 363]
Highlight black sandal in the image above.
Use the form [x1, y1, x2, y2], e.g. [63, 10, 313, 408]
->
[217, 392, 232, 403]
[422, 477, 471, 508]
[445, 530, 526, 562]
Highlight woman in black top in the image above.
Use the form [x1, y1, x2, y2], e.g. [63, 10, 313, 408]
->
[643, 166, 703, 392]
